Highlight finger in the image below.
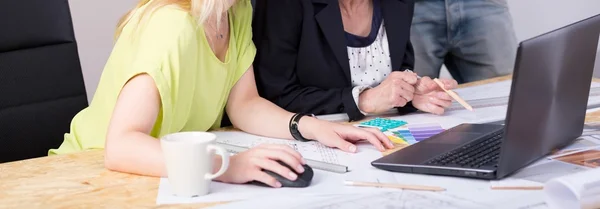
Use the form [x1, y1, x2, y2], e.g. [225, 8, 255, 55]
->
[265, 144, 306, 165]
[435, 91, 453, 101]
[399, 71, 418, 85]
[425, 102, 445, 115]
[260, 149, 305, 174]
[340, 127, 386, 151]
[390, 78, 413, 102]
[429, 96, 453, 108]
[390, 71, 418, 85]
[397, 83, 415, 102]
[328, 134, 358, 153]
[392, 96, 408, 107]
[441, 79, 458, 89]
[388, 71, 405, 78]
[415, 76, 436, 94]
[252, 170, 282, 188]
[398, 79, 415, 95]
[362, 127, 394, 149]
[259, 158, 300, 181]
[354, 129, 386, 151]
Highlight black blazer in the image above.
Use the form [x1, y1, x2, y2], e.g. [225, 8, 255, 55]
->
[253, 0, 417, 121]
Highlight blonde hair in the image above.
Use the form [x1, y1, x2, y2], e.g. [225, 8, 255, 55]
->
[114, 0, 229, 40]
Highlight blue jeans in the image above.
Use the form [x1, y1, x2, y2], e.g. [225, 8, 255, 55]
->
[410, 0, 518, 83]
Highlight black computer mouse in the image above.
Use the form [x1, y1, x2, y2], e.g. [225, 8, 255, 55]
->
[249, 160, 314, 188]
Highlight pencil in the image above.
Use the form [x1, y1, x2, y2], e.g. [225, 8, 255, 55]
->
[433, 78, 474, 111]
[490, 186, 544, 190]
[405, 69, 473, 111]
[344, 180, 446, 192]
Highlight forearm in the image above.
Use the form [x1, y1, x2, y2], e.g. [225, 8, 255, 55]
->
[227, 67, 322, 140]
[104, 132, 167, 177]
[104, 132, 224, 177]
[228, 97, 297, 139]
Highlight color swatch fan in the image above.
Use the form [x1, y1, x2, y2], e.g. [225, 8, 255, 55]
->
[359, 118, 407, 131]
[390, 123, 445, 145]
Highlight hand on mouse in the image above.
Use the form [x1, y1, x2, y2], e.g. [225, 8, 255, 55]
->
[214, 144, 306, 188]
[298, 116, 394, 153]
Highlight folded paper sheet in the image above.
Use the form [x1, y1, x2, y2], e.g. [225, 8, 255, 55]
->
[544, 168, 600, 209]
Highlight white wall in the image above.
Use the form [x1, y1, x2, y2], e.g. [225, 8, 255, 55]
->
[440, 0, 600, 79]
[70, 0, 599, 101]
[506, 0, 600, 77]
[507, 0, 600, 42]
[68, 0, 137, 102]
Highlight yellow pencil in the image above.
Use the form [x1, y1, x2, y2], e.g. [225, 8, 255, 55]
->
[344, 180, 446, 192]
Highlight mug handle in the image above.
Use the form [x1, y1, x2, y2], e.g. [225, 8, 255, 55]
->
[205, 144, 230, 180]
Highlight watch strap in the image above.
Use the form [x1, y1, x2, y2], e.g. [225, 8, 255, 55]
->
[289, 113, 314, 142]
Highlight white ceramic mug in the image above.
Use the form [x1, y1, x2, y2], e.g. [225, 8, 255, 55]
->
[160, 132, 229, 197]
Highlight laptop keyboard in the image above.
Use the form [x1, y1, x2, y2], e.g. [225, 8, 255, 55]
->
[425, 132, 503, 168]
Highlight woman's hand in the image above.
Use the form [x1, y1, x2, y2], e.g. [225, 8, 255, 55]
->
[298, 117, 395, 153]
[215, 144, 306, 188]
[213, 116, 394, 188]
[412, 76, 458, 115]
[358, 71, 418, 114]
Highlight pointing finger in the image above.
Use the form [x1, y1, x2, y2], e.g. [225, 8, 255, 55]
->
[362, 127, 394, 149]
[346, 128, 385, 151]
[331, 135, 358, 153]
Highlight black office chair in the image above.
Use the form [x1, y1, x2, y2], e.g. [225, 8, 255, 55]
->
[0, 0, 88, 163]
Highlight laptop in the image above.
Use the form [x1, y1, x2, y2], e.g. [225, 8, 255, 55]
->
[371, 14, 600, 180]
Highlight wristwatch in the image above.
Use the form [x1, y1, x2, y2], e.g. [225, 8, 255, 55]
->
[289, 113, 315, 142]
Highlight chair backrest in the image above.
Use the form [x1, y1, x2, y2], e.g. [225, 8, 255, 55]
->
[0, 0, 88, 163]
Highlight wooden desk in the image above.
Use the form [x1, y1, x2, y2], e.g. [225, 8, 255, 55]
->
[1, 75, 598, 209]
